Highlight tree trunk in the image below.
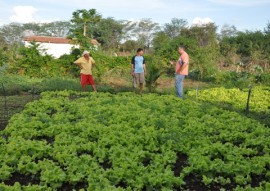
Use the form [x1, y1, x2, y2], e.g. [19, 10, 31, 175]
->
[83, 21, 87, 36]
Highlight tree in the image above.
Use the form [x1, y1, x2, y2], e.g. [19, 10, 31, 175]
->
[163, 18, 187, 39]
[220, 29, 270, 72]
[154, 23, 220, 80]
[220, 24, 238, 39]
[0, 23, 24, 44]
[236, 31, 265, 57]
[71, 9, 101, 37]
[182, 23, 218, 47]
[0, 35, 8, 49]
[16, 42, 53, 77]
[22, 23, 42, 36]
[69, 9, 101, 49]
[120, 20, 137, 42]
[219, 39, 240, 66]
[264, 21, 270, 35]
[92, 18, 123, 50]
[132, 19, 160, 51]
[0, 47, 9, 68]
[152, 31, 170, 53]
[121, 40, 138, 52]
[0, 21, 74, 46]
[39, 21, 72, 37]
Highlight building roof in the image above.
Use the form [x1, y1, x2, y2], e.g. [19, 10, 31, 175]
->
[23, 36, 99, 45]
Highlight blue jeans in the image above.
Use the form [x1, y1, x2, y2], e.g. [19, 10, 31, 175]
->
[175, 74, 185, 98]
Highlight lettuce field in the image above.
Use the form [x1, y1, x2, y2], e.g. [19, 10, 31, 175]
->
[188, 86, 270, 127]
[1, 90, 270, 191]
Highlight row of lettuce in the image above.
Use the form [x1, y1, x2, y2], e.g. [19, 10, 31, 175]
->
[0, 90, 270, 190]
[188, 86, 270, 126]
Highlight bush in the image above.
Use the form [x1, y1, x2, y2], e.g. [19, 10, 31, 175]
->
[145, 57, 166, 92]
[254, 73, 270, 85]
[85, 52, 131, 83]
[213, 71, 270, 88]
[213, 71, 252, 89]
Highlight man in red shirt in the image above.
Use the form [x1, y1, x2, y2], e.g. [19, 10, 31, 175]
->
[171, 46, 189, 98]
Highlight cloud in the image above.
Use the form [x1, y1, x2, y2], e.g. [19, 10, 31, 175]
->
[41, 0, 167, 10]
[9, 6, 37, 23]
[208, 0, 270, 6]
[192, 17, 214, 26]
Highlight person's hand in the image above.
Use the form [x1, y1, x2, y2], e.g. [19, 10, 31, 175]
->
[170, 61, 175, 65]
[131, 71, 134, 76]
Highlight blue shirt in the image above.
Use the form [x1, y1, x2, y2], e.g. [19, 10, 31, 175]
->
[131, 56, 145, 73]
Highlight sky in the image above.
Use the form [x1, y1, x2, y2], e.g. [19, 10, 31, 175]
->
[0, 0, 269, 32]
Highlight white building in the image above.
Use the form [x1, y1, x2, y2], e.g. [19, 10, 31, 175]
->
[23, 36, 99, 58]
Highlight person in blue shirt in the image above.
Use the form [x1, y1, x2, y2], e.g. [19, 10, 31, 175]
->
[131, 48, 146, 94]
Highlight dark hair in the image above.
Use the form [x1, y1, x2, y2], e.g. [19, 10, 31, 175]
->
[179, 46, 185, 50]
[137, 48, 143, 53]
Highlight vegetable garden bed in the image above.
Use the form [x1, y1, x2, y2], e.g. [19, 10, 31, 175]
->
[0, 91, 270, 191]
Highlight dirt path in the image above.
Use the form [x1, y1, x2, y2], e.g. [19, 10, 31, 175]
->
[103, 76, 209, 90]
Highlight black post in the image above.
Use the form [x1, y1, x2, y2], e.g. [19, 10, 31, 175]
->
[245, 85, 252, 114]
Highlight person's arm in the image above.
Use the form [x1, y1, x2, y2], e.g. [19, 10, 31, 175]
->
[131, 64, 134, 76]
[142, 57, 146, 76]
[143, 64, 146, 76]
[131, 56, 135, 76]
[170, 60, 177, 65]
[74, 58, 83, 69]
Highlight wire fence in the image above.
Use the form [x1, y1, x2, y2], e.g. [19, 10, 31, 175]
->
[0, 83, 40, 130]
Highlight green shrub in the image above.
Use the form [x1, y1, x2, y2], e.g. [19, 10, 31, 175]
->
[145, 57, 166, 92]
[213, 71, 252, 89]
[254, 73, 270, 85]
[90, 52, 131, 83]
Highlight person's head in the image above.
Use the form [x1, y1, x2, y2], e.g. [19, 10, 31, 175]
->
[137, 48, 144, 56]
[82, 50, 90, 59]
[178, 46, 185, 54]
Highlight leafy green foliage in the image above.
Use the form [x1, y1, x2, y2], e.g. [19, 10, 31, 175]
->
[163, 18, 187, 39]
[219, 30, 270, 72]
[0, 48, 9, 68]
[92, 17, 124, 50]
[68, 9, 101, 49]
[153, 23, 220, 80]
[1, 91, 270, 190]
[188, 86, 270, 126]
[16, 42, 53, 77]
[145, 57, 166, 92]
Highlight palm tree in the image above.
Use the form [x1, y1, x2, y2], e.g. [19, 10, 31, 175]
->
[145, 57, 165, 92]
[71, 9, 101, 37]
[69, 9, 101, 49]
